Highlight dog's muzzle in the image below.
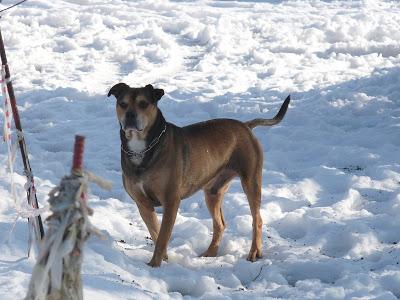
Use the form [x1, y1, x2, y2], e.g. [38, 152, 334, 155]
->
[124, 111, 139, 129]
[122, 111, 145, 134]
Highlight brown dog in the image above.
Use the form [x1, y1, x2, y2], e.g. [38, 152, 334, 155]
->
[108, 83, 290, 267]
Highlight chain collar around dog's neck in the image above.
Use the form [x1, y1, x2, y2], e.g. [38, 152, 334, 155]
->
[121, 124, 167, 159]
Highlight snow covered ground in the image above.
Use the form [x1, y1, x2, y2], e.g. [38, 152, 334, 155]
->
[1, 0, 400, 298]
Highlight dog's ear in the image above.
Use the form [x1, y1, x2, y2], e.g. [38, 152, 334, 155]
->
[145, 84, 164, 103]
[108, 83, 129, 99]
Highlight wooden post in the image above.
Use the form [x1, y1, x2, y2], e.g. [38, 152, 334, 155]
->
[0, 25, 44, 240]
[26, 136, 92, 300]
[25, 134, 111, 300]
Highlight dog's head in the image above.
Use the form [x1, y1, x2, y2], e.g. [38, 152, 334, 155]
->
[108, 83, 164, 139]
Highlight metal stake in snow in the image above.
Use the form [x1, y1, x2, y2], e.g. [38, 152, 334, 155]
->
[0, 25, 44, 244]
[25, 135, 107, 300]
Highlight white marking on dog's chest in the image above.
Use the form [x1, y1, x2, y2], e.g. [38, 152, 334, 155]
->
[137, 181, 147, 197]
[128, 136, 146, 164]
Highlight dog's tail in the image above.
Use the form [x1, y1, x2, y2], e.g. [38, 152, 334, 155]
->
[245, 95, 290, 129]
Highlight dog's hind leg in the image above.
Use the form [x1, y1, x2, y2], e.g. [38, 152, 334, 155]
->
[240, 167, 263, 262]
[201, 170, 236, 257]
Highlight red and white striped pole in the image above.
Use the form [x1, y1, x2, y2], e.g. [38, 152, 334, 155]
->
[0, 26, 44, 241]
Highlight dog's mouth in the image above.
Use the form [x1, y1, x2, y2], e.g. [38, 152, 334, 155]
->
[124, 126, 143, 132]
[123, 127, 144, 139]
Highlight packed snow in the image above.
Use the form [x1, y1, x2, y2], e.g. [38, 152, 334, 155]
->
[1, 0, 400, 299]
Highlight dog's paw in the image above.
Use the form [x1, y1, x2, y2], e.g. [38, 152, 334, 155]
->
[200, 246, 218, 257]
[246, 247, 262, 262]
[163, 254, 168, 261]
[147, 257, 162, 267]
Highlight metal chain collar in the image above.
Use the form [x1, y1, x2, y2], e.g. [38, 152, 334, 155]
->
[121, 124, 167, 159]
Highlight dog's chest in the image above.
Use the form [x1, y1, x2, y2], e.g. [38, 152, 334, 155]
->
[128, 137, 146, 164]
[133, 180, 162, 207]
[136, 181, 147, 197]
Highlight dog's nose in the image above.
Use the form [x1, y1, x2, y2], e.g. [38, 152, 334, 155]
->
[124, 110, 138, 129]
[126, 110, 136, 119]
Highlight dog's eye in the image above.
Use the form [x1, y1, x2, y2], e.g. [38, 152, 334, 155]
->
[138, 101, 149, 109]
[119, 102, 128, 109]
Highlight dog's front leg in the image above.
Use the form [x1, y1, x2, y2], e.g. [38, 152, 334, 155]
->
[137, 203, 160, 243]
[148, 196, 179, 267]
[137, 203, 169, 261]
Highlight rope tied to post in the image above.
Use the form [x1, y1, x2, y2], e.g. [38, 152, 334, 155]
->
[25, 136, 111, 300]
